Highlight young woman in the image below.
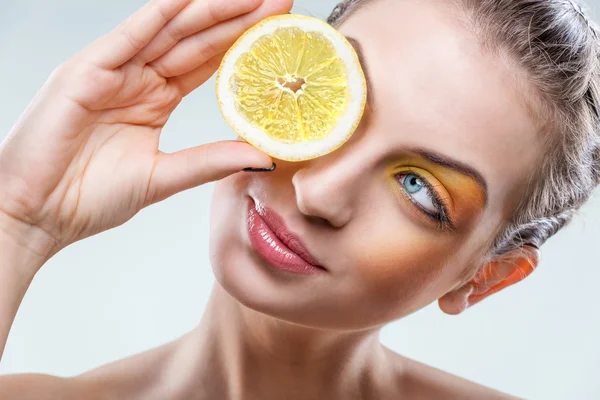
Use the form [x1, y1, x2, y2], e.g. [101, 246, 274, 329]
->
[0, 0, 598, 398]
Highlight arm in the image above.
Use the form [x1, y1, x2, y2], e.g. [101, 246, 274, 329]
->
[0, 212, 53, 359]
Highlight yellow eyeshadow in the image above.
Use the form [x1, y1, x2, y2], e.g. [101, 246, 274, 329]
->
[426, 166, 486, 211]
[386, 159, 486, 225]
[391, 165, 455, 213]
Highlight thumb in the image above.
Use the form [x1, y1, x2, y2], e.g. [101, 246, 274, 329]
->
[146, 140, 273, 205]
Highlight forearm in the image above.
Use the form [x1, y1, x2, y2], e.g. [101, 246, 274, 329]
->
[0, 213, 51, 360]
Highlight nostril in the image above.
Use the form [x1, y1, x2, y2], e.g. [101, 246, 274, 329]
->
[295, 190, 351, 229]
[303, 214, 334, 228]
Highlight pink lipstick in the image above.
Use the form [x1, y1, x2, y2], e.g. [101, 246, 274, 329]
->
[247, 197, 325, 275]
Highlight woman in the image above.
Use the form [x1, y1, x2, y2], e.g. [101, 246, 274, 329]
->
[0, 0, 598, 398]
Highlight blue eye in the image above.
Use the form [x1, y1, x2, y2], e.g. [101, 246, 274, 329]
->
[398, 173, 440, 216]
[395, 171, 454, 230]
[404, 173, 425, 194]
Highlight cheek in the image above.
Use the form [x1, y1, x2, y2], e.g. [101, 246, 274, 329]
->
[351, 222, 459, 311]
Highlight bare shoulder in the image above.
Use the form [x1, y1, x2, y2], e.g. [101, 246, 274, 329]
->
[0, 374, 89, 400]
[0, 339, 180, 400]
[383, 347, 522, 400]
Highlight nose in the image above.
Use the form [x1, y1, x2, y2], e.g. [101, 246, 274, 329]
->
[291, 148, 368, 228]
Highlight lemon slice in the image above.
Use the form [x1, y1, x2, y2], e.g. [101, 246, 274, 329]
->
[216, 14, 367, 161]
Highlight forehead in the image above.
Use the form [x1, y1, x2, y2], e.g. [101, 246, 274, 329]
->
[338, 0, 542, 217]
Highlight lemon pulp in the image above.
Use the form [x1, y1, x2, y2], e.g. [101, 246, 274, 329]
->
[230, 27, 350, 145]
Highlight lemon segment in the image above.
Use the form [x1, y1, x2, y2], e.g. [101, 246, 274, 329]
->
[216, 14, 367, 161]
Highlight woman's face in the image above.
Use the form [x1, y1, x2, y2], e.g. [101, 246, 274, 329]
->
[209, 0, 542, 330]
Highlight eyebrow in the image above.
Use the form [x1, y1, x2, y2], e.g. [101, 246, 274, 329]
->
[345, 36, 375, 108]
[409, 147, 489, 207]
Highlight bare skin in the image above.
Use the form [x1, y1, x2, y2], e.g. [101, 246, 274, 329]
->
[0, 286, 517, 400]
[0, 0, 541, 399]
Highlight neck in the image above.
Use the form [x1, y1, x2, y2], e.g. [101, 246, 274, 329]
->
[172, 283, 391, 399]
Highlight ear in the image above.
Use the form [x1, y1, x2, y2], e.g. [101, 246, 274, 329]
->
[438, 245, 540, 315]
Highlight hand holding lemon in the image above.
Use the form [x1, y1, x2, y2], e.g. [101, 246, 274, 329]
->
[0, 0, 365, 266]
[0, 0, 290, 263]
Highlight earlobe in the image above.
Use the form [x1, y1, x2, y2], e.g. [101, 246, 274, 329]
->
[438, 245, 540, 315]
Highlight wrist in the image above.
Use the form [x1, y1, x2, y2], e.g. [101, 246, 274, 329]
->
[0, 211, 53, 359]
[0, 210, 58, 277]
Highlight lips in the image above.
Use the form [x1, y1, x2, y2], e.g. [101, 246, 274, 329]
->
[251, 195, 325, 269]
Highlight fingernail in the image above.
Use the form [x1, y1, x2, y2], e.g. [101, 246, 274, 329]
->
[243, 162, 276, 172]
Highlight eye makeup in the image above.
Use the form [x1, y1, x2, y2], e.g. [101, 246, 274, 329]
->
[392, 166, 455, 231]
[387, 158, 486, 231]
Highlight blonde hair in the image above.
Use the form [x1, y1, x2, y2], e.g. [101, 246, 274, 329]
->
[328, 0, 600, 258]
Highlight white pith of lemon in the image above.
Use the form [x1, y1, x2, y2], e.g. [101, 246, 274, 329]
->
[216, 14, 367, 162]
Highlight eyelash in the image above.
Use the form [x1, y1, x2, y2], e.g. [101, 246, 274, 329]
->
[395, 170, 455, 231]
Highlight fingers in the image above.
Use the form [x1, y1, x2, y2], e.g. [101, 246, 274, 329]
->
[146, 141, 273, 204]
[137, 0, 264, 64]
[150, 0, 293, 77]
[81, 0, 192, 69]
[169, 52, 226, 96]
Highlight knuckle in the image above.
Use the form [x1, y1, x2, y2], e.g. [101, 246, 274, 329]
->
[49, 62, 71, 83]
[49, 60, 113, 103]
[164, 21, 184, 43]
[160, 86, 183, 112]
[51, 60, 89, 84]
[149, 0, 170, 25]
[69, 62, 104, 84]
[121, 29, 146, 51]
[207, 0, 226, 24]
[150, 60, 172, 77]
[194, 37, 218, 62]
[207, 54, 224, 70]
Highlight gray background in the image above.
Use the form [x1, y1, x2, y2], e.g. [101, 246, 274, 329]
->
[0, 1, 599, 399]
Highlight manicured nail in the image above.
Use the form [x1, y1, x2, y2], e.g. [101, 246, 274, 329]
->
[243, 162, 276, 172]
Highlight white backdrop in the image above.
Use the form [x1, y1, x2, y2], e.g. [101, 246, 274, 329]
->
[0, 1, 599, 399]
